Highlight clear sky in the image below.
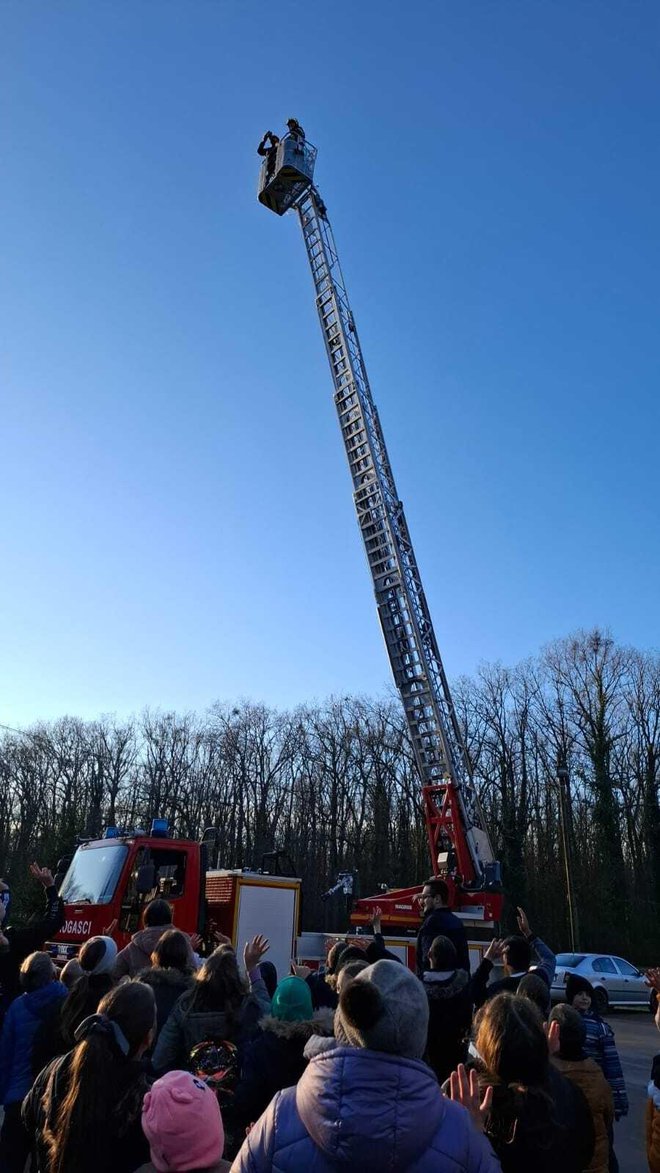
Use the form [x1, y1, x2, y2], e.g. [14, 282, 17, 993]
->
[1, 1, 659, 726]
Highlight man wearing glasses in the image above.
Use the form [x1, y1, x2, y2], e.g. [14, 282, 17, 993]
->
[416, 879, 470, 977]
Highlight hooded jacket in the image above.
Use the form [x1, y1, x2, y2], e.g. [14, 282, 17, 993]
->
[230, 1045, 501, 1172]
[423, 969, 474, 1083]
[234, 1011, 334, 1126]
[113, 926, 180, 980]
[137, 965, 195, 1039]
[551, 1056, 613, 1173]
[151, 975, 271, 1074]
[0, 980, 67, 1104]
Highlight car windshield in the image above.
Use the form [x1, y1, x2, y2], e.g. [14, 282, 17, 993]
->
[59, 844, 128, 905]
[556, 954, 586, 968]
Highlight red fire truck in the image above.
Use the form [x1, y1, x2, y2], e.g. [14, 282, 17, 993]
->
[50, 125, 505, 970]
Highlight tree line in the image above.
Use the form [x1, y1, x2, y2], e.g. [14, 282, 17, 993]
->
[1, 628, 658, 960]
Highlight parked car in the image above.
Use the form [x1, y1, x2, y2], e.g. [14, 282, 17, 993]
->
[551, 952, 649, 1013]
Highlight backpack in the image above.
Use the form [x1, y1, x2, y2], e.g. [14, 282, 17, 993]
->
[188, 1038, 239, 1110]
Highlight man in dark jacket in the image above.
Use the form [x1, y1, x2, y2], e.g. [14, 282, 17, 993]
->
[475, 906, 556, 1007]
[416, 879, 470, 976]
[0, 864, 64, 1030]
[423, 934, 502, 1084]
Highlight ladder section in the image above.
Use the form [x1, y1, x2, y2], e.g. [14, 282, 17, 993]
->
[295, 188, 495, 884]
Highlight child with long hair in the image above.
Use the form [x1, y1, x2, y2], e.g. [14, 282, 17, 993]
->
[151, 938, 269, 1074]
[23, 980, 156, 1173]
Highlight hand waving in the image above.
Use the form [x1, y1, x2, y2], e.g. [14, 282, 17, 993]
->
[484, 938, 505, 963]
[449, 1064, 492, 1132]
[30, 863, 55, 888]
[243, 934, 269, 972]
[516, 907, 532, 938]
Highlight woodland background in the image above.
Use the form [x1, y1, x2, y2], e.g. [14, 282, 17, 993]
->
[2, 629, 659, 961]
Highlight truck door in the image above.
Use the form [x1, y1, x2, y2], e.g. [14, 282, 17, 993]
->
[119, 846, 192, 935]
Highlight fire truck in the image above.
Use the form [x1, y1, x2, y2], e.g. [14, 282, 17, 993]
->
[49, 124, 502, 972]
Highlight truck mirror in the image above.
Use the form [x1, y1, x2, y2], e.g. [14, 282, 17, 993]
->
[136, 863, 156, 894]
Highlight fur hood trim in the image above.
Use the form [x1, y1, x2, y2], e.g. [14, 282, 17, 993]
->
[422, 969, 469, 1000]
[137, 966, 194, 989]
[259, 1007, 335, 1041]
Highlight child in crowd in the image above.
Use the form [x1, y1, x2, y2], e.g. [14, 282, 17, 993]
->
[549, 1003, 613, 1173]
[0, 951, 66, 1173]
[565, 975, 628, 1120]
[138, 1070, 230, 1173]
[232, 959, 501, 1171]
[23, 980, 156, 1173]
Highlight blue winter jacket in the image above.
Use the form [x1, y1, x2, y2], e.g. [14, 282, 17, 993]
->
[231, 1045, 501, 1172]
[0, 980, 67, 1105]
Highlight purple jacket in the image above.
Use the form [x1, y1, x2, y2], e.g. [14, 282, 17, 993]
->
[231, 1045, 501, 1172]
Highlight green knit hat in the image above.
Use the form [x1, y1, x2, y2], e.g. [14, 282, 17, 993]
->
[271, 976, 313, 1022]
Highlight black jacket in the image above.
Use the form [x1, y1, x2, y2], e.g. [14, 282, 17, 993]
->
[0, 886, 64, 1028]
[482, 1064, 594, 1173]
[423, 959, 492, 1084]
[416, 907, 470, 976]
[136, 966, 194, 1039]
[475, 935, 556, 1008]
[305, 970, 338, 1011]
[22, 1049, 150, 1173]
[234, 1011, 333, 1125]
[365, 932, 402, 964]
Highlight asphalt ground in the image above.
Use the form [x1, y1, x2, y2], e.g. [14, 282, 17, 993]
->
[608, 1008, 656, 1171]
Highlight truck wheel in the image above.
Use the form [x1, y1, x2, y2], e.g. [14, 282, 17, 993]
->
[593, 986, 609, 1015]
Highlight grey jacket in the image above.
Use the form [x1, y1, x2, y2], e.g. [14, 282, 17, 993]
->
[152, 975, 271, 1074]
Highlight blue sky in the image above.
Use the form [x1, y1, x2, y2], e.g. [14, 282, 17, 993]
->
[1, 1, 658, 726]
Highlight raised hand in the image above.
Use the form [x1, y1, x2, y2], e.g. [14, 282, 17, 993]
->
[516, 907, 531, 938]
[102, 918, 118, 938]
[291, 962, 312, 979]
[189, 932, 203, 953]
[371, 905, 383, 934]
[484, 938, 505, 963]
[243, 934, 270, 972]
[546, 1019, 560, 1055]
[30, 863, 55, 888]
[449, 1064, 492, 1131]
[213, 930, 232, 947]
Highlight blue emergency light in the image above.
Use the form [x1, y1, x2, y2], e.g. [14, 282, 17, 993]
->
[150, 818, 169, 839]
[104, 826, 120, 839]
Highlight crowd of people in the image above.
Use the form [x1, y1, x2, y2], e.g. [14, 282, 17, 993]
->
[0, 864, 654, 1172]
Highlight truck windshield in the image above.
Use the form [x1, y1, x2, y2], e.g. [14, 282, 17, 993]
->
[59, 844, 129, 905]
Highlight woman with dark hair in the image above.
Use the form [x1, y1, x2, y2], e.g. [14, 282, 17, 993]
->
[151, 936, 270, 1074]
[23, 980, 156, 1173]
[473, 992, 594, 1172]
[137, 929, 195, 1039]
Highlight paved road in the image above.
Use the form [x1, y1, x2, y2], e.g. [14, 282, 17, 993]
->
[608, 1009, 655, 1171]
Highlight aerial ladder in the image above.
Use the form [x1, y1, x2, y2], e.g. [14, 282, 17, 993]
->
[257, 124, 502, 931]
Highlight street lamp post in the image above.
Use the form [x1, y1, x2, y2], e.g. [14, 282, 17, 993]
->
[557, 765, 579, 952]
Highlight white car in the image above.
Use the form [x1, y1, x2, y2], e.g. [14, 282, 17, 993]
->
[551, 951, 649, 1013]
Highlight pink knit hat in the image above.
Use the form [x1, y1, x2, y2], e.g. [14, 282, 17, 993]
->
[142, 1071, 224, 1171]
